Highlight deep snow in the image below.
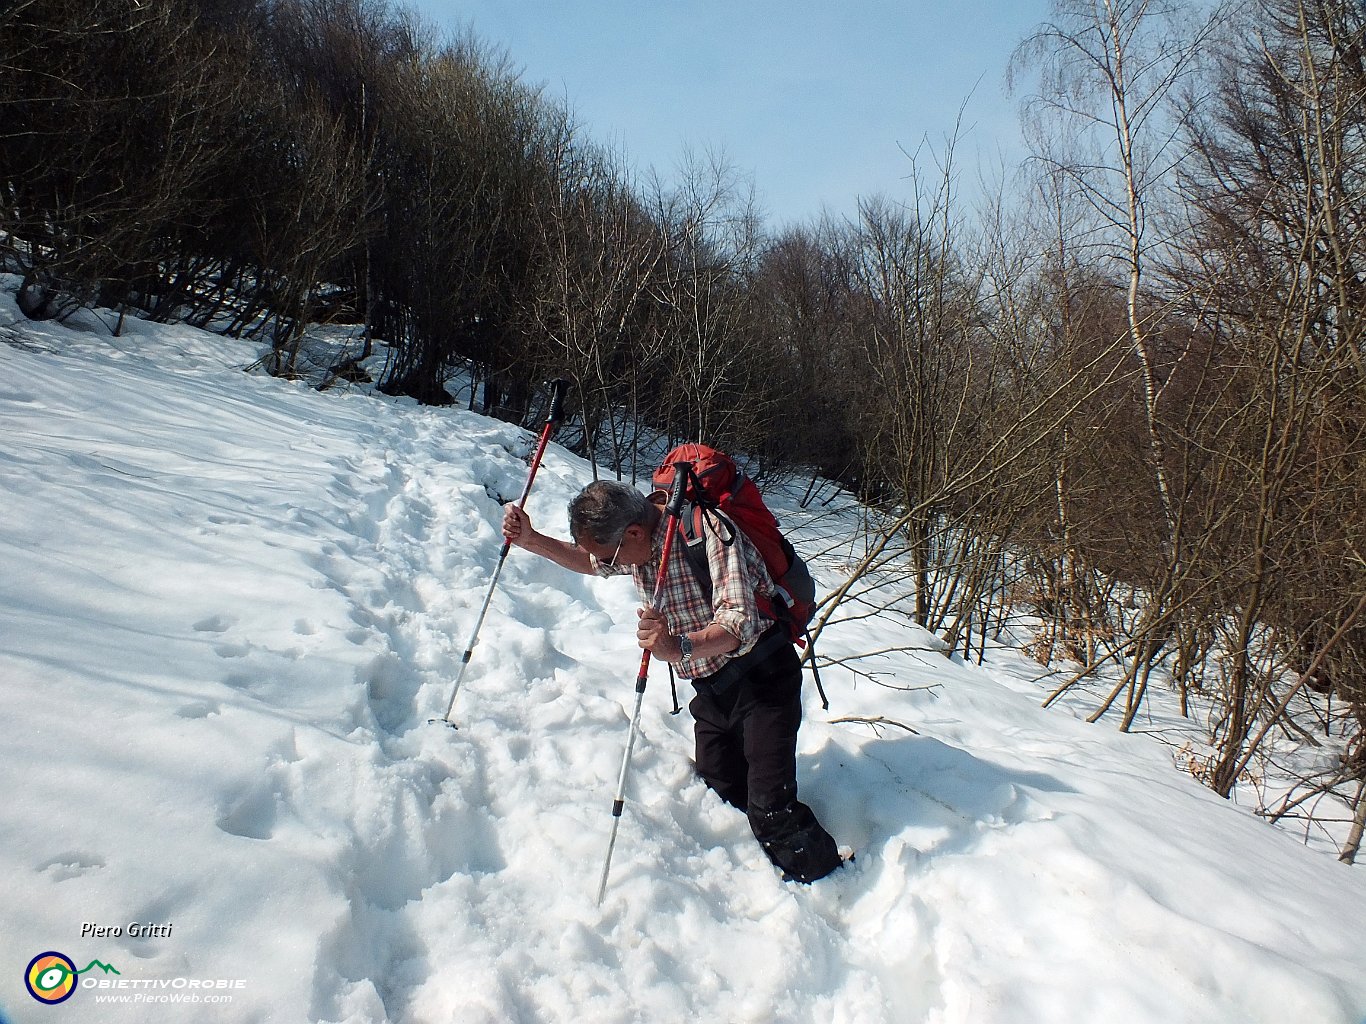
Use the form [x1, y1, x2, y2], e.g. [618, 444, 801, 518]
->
[1, 279, 1363, 1023]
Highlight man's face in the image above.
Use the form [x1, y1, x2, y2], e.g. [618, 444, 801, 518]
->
[582, 522, 651, 568]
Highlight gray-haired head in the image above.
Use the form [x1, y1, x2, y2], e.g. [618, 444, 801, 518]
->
[568, 481, 652, 545]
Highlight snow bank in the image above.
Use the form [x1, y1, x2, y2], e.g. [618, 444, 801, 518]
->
[1, 284, 1362, 1023]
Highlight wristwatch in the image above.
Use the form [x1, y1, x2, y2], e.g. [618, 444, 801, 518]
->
[677, 633, 694, 665]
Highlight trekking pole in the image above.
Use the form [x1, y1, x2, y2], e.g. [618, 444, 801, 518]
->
[595, 461, 691, 906]
[803, 628, 830, 711]
[432, 378, 569, 727]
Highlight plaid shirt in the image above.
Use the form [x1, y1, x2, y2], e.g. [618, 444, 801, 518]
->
[593, 503, 775, 679]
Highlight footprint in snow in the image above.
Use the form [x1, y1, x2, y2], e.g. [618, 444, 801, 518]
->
[175, 701, 220, 719]
[38, 852, 107, 882]
[216, 778, 279, 841]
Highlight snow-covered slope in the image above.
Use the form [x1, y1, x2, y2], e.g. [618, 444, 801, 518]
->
[2, 281, 1363, 1023]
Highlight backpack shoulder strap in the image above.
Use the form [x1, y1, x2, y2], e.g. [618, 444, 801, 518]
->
[677, 503, 739, 603]
[678, 504, 712, 601]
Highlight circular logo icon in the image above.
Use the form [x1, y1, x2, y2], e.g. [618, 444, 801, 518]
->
[25, 951, 78, 1004]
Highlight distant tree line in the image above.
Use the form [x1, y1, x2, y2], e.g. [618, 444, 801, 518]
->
[0, 0, 787, 455]
[1, 0, 1362, 857]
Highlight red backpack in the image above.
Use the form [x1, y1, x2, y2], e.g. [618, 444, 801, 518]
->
[652, 443, 818, 643]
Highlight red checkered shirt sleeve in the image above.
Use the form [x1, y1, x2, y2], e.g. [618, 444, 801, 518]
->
[700, 513, 775, 658]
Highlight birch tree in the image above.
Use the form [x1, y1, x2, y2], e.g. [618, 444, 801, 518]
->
[1012, 0, 1224, 727]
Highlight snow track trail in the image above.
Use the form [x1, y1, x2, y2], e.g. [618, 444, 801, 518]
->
[2, 287, 1364, 1024]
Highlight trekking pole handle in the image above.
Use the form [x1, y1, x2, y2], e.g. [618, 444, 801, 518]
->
[547, 378, 569, 426]
[665, 460, 691, 518]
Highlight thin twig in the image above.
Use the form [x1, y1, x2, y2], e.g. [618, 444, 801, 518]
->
[830, 715, 921, 736]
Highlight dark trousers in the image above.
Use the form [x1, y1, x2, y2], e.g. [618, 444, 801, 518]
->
[689, 629, 842, 882]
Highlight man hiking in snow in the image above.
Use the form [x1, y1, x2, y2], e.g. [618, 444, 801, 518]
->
[502, 480, 844, 883]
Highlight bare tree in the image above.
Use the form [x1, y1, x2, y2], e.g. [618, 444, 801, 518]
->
[1012, 0, 1225, 728]
[523, 126, 667, 475]
[1173, 0, 1366, 805]
[0, 0, 242, 324]
[374, 32, 555, 408]
[645, 148, 765, 444]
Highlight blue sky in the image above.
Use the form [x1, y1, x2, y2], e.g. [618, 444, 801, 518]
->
[410, 2, 1051, 230]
